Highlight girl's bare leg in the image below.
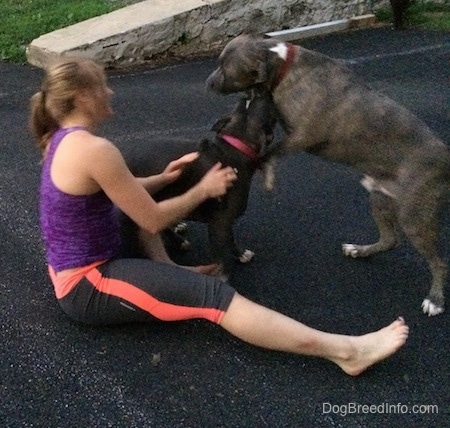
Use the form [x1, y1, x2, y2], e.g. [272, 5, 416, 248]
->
[220, 293, 409, 376]
[138, 229, 222, 276]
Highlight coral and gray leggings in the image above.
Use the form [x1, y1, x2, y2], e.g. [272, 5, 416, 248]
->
[49, 258, 235, 326]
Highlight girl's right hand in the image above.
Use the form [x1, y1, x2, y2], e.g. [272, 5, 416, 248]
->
[199, 162, 237, 198]
[161, 152, 200, 184]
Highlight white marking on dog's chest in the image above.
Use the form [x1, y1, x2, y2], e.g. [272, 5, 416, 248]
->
[269, 43, 288, 60]
[360, 175, 395, 198]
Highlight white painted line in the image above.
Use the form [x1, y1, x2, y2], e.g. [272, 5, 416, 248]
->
[343, 43, 450, 65]
[266, 14, 377, 41]
[267, 19, 350, 41]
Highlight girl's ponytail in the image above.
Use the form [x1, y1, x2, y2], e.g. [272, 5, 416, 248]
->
[29, 90, 59, 154]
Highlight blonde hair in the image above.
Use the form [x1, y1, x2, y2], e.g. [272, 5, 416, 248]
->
[29, 57, 105, 153]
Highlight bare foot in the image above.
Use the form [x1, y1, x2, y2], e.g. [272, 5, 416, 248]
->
[334, 317, 409, 376]
[184, 263, 223, 277]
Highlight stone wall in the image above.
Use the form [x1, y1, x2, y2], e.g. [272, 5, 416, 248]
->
[132, 0, 390, 66]
[27, 0, 390, 69]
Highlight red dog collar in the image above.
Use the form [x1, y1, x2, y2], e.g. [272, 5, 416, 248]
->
[271, 43, 296, 91]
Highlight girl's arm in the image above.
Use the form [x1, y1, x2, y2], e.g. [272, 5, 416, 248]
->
[87, 139, 236, 233]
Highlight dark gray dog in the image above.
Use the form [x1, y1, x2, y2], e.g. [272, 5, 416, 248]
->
[206, 34, 450, 315]
[123, 90, 278, 276]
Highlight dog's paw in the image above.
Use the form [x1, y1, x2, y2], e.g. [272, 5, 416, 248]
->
[239, 249, 255, 263]
[180, 239, 191, 251]
[342, 244, 361, 258]
[174, 222, 188, 235]
[421, 298, 444, 316]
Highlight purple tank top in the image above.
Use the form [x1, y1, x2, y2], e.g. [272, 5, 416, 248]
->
[39, 127, 121, 271]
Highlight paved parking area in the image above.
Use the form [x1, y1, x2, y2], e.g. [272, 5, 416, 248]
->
[1, 26, 449, 427]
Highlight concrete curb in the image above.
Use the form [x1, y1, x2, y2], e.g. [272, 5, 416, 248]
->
[26, 0, 210, 69]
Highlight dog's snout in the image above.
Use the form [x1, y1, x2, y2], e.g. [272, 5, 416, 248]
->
[206, 70, 221, 92]
[207, 68, 232, 94]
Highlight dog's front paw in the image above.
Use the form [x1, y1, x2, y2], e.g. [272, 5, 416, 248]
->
[422, 298, 444, 316]
[174, 222, 188, 234]
[342, 244, 361, 258]
[239, 249, 255, 263]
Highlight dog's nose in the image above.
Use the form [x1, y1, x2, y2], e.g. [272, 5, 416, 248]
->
[205, 74, 215, 91]
[206, 70, 222, 93]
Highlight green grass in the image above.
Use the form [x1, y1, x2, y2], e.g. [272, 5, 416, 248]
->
[376, 1, 450, 31]
[0, 0, 129, 63]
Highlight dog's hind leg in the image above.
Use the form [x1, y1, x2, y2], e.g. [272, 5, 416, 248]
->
[343, 190, 401, 258]
[397, 188, 446, 316]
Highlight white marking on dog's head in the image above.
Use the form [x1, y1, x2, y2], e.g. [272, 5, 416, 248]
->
[269, 43, 288, 60]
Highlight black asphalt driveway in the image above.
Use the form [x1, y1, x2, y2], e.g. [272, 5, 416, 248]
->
[1, 27, 449, 427]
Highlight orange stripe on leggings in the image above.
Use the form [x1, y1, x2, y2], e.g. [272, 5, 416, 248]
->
[85, 267, 225, 323]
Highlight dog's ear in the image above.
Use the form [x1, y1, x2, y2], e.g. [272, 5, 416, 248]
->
[254, 60, 269, 85]
[256, 131, 270, 156]
[211, 116, 231, 133]
[212, 97, 249, 133]
[245, 116, 269, 155]
[251, 39, 278, 87]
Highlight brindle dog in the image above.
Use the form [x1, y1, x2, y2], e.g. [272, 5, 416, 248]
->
[206, 34, 450, 315]
[124, 90, 278, 277]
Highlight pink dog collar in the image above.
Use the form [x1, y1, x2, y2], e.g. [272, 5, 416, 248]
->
[220, 133, 260, 167]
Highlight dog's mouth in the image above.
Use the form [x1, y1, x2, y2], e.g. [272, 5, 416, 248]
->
[206, 68, 263, 95]
[244, 84, 270, 102]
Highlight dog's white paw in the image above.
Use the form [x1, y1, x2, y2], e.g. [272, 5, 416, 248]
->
[342, 244, 360, 258]
[174, 222, 188, 234]
[421, 299, 444, 316]
[239, 249, 255, 263]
